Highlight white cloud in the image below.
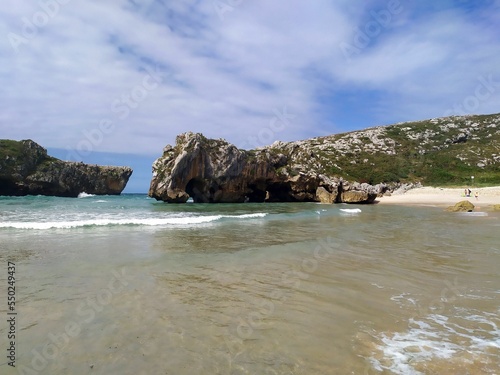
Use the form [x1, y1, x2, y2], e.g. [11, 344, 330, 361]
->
[0, 0, 499, 158]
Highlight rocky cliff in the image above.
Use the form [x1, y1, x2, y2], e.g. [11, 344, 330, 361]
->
[149, 113, 500, 204]
[273, 113, 500, 186]
[148, 132, 384, 203]
[0, 139, 133, 197]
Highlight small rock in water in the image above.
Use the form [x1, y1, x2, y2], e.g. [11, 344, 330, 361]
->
[446, 200, 474, 212]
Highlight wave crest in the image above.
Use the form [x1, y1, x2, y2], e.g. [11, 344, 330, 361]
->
[77, 192, 96, 198]
[0, 213, 267, 230]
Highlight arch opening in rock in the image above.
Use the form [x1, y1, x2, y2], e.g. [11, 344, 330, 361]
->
[247, 183, 267, 202]
[266, 182, 294, 202]
[185, 178, 208, 203]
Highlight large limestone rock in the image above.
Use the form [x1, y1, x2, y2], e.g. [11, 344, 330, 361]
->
[150, 132, 291, 203]
[0, 139, 132, 197]
[492, 204, 500, 211]
[341, 190, 374, 204]
[149, 132, 379, 204]
[446, 200, 475, 212]
[315, 186, 337, 204]
[340, 181, 383, 203]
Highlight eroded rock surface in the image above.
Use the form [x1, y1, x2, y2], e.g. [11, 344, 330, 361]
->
[149, 132, 380, 204]
[0, 139, 132, 197]
[446, 200, 475, 212]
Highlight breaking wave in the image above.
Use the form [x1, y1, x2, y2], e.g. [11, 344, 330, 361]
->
[340, 208, 362, 214]
[0, 213, 267, 230]
[77, 192, 96, 198]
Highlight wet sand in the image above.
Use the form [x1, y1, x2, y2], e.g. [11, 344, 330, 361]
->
[378, 186, 500, 208]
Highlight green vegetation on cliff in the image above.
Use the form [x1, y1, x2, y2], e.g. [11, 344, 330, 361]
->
[0, 139, 24, 158]
[266, 113, 500, 186]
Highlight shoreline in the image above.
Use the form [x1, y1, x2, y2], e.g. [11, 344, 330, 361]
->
[376, 186, 500, 209]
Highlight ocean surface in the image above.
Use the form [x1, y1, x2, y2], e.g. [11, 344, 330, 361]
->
[0, 194, 499, 374]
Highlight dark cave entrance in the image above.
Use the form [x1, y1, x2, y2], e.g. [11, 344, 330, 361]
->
[266, 182, 295, 202]
[185, 178, 208, 203]
[247, 179, 268, 202]
[247, 186, 266, 202]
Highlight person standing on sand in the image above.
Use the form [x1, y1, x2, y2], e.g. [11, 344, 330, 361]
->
[474, 191, 479, 200]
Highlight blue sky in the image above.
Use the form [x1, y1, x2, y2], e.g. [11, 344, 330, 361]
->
[1, 0, 499, 192]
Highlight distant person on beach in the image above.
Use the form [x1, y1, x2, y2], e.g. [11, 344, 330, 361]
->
[465, 188, 471, 197]
[474, 191, 479, 200]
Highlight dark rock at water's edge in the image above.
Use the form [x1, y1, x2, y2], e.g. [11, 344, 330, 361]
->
[0, 139, 133, 197]
[446, 200, 475, 212]
[149, 132, 387, 204]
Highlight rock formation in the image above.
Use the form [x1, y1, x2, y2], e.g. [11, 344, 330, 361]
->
[149, 112, 500, 204]
[149, 132, 381, 204]
[0, 139, 133, 197]
[239, 113, 499, 187]
[446, 200, 475, 212]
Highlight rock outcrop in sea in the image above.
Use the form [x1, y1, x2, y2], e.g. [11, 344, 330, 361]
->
[0, 139, 133, 197]
[149, 132, 384, 203]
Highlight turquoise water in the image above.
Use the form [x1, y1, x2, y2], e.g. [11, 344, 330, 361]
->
[0, 194, 499, 374]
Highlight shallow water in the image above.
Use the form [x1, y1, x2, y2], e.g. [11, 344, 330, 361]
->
[0, 195, 499, 374]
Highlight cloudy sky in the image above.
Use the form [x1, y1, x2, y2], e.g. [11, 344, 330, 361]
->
[1, 0, 499, 192]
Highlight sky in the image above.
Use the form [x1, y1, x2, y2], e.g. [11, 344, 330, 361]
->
[1, 0, 499, 192]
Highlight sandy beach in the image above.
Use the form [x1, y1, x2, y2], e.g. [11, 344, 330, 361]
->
[377, 186, 500, 208]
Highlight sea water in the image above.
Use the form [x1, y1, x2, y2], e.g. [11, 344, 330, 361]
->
[0, 194, 499, 374]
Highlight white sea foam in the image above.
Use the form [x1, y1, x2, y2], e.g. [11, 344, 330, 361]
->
[371, 311, 500, 374]
[0, 213, 267, 230]
[234, 213, 267, 219]
[77, 192, 96, 198]
[458, 211, 488, 217]
[390, 292, 417, 307]
[340, 208, 362, 214]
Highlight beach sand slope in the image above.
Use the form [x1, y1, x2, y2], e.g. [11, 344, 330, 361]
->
[378, 186, 500, 208]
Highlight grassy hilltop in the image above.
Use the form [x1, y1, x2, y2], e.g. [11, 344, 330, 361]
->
[265, 113, 500, 187]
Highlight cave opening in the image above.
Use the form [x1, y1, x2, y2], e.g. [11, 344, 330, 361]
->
[265, 182, 295, 202]
[247, 185, 266, 202]
[185, 178, 208, 203]
[0, 178, 25, 196]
